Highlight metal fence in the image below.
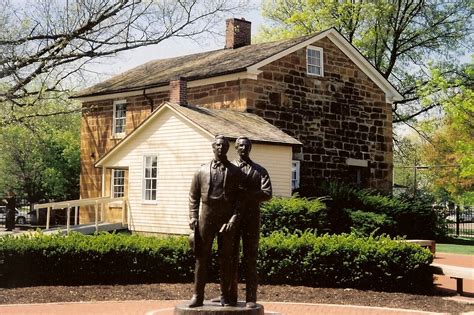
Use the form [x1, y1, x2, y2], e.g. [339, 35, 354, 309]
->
[446, 206, 474, 238]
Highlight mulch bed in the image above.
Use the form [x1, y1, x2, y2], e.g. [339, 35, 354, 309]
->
[0, 283, 473, 313]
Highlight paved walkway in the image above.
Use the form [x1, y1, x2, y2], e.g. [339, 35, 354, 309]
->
[0, 300, 452, 315]
[433, 252, 474, 296]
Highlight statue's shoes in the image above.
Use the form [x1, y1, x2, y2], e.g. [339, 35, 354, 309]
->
[210, 296, 221, 303]
[188, 295, 203, 308]
[246, 302, 257, 308]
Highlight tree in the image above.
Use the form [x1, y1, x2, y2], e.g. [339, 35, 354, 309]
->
[0, 0, 246, 124]
[418, 64, 474, 204]
[0, 100, 81, 204]
[258, 0, 473, 125]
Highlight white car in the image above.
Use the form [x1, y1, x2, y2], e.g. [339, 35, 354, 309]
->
[0, 206, 27, 224]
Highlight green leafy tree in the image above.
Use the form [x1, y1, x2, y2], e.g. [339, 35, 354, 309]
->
[258, 0, 473, 124]
[0, 101, 81, 204]
[418, 64, 474, 204]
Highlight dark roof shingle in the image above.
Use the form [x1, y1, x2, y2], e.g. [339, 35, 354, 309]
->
[76, 34, 318, 98]
[168, 103, 301, 145]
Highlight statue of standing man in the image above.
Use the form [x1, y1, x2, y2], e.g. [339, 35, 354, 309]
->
[188, 135, 242, 307]
[232, 136, 272, 308]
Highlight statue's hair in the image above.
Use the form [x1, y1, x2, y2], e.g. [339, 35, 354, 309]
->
[212, 135, 229, 150]
[235, 136, 252, 149]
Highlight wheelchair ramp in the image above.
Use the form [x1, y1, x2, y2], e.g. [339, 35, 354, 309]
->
[43, 222, 127, 235]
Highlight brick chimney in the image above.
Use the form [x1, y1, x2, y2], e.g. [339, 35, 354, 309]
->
[225, 18, 251, 49]
[169, 78, 187, 106]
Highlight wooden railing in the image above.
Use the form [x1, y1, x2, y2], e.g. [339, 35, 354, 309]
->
[33, 197, 127, 234]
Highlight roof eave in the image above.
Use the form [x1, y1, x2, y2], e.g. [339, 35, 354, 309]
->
[73, 68, 250, 101]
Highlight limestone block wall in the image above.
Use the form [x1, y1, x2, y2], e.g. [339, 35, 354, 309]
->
[243, 37, 393, 192]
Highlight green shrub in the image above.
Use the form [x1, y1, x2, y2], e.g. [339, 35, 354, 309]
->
[356, 191, 443, 239]
[258, 232, 433, 291]
[347, 210, 395, 236]
[0, 232, 434, 292]
[0, 232, 195, 287]
[319, 182, 446, 239]
[260, 196, 329, 236]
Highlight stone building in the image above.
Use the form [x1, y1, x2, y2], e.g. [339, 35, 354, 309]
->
[75, 18, 402, 227]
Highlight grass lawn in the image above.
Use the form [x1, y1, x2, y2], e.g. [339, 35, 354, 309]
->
[437, 237, 474, 255]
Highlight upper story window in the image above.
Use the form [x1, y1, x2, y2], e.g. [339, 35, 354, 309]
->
[143, 155, 158, 202]
[291, 160, 300, 190]
[113, 100, 127, 137]
[306, 46, 324, 77]
[112, 169, 125, 198]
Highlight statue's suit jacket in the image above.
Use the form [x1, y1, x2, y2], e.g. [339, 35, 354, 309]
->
[189, 160, 242, 225]
[239, 160, 272, 209]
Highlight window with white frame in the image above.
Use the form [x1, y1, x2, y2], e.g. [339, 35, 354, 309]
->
[306, 46, 324, 76]
[113, 100, 127, 137]
[111, 169, 125, 198]
[143, 155, 158, 202]
[291, 160, 300, 190]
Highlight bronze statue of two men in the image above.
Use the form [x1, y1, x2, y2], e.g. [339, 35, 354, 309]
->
[188, 135, 272, 308]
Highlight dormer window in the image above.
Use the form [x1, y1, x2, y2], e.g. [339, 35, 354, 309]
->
[307, 46, 324, 77]
[113, 100, 127, 137]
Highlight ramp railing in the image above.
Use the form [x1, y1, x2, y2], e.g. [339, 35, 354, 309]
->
[33, 197, 127, 234]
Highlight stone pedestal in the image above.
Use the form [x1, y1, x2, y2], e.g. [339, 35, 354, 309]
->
[174, 301, 264, 315]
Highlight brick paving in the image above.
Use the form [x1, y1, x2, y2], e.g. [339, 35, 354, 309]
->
[0, 300, 450, 315]
[433, 253, 474, 296]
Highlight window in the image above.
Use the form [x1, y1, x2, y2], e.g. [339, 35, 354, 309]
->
[292, 160, 300, 190]
[143, 155, 158, 202]
[111, 169, 125, 198]
[113, 100, 127, 137]
[306, 46, 324, 76]
[346, 158, 369, 188]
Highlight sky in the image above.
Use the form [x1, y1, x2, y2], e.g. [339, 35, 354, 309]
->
[86, 1, 264, 82]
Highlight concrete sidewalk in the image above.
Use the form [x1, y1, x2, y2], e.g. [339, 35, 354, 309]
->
[0, 300, 452, 315]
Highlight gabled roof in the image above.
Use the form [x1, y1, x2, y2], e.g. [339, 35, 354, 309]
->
[75, 28, 403, 103]
[76, 33, 317, 98]
[95, 102, 302, 167]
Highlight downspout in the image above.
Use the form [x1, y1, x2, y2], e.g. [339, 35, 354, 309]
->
[101, 166, 106, 197]
[143, 89, 154, 112]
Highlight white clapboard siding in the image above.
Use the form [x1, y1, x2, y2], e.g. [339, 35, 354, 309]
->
[104, 108, 213, 234]
[102, 106, 293, 235]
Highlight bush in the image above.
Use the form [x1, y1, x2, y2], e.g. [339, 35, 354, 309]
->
[0, 231, 433, 292]
[0, 232, 195, 287]
[260, 196, 329, 236]
[258, 232, 433, 292]
[347, 210, 395, 236]
[319, 182, 446, 239]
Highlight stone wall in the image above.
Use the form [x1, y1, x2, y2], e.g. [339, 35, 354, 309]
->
[243, 37, 393, 192]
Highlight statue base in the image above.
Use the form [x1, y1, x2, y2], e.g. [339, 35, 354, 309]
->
[174, 301, 264, 315]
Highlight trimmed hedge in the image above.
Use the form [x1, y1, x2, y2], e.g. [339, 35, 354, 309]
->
[0, 232, 194, 286]
[0, 232, 433, 291]
[259, 232, 433, 291]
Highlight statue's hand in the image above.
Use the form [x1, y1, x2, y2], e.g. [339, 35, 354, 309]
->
[189, 218, 198, 230]
[224, 220, 236, 233]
